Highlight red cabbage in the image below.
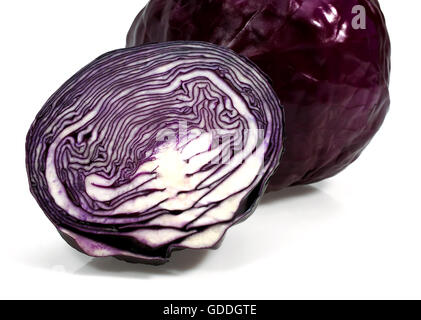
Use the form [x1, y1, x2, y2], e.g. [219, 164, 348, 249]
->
[26, 42, 284, 265]
[127, 0, 391, 190]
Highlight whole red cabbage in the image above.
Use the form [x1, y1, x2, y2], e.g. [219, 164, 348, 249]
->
[127, 0, 391, 190]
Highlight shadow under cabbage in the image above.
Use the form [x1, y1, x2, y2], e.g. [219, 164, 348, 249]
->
[21, 183, 339, 277]
[260, 185, 323, 206]
[75, 249, 209, 277]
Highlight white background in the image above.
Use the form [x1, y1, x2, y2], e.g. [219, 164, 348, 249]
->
[0, 0, 420, 300]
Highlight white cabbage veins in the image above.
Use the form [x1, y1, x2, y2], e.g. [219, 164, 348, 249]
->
[26, 42, 284, 264]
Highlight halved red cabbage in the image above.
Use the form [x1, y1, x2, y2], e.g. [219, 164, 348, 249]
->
[127, 0, 391, 190]
[26, 42, 284, 264]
